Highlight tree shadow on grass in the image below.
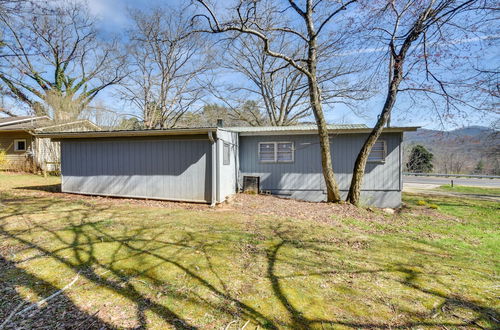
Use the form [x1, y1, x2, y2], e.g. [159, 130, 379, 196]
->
[394, 265, 499, 327]
[13, 184, 61, 193]
[0, 195, 498, 329]
[0, 201, 200, 329]
[0, 199, 277, 328]
[0, 255, 114, 329]
[263, 224, 499, 329]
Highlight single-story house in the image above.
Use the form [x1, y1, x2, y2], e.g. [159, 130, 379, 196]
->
[0, 116, 100, 171]
[41, 124, 417, 208]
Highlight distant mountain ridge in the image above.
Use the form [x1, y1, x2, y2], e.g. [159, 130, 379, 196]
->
[449, 126, 495, 137]
[405, 125, 496, 142]
[403, 125, 499, 174]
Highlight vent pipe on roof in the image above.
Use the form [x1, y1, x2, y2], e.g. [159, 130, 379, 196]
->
[216, 119, 224, 127]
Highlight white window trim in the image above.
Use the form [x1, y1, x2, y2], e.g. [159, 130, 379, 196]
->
[258, 141, 294, 163]
[367, 140, 387, 163]
[258, 142, 276, 163]
[14, 139, 27, 152]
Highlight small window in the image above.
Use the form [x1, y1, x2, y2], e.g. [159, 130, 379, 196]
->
[258, 142, 294, 163]
[14, 139, 26, 152]
[259, 143, 275, 162]
[368, 140, 386, 162]
[223, 142, 230, 165]
[277, 142, 293, 162]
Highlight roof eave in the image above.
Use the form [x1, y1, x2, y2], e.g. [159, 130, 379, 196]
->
[37, 127, 218, 140]
[0, 128, 37, 134]
[35, 126, 419, 139]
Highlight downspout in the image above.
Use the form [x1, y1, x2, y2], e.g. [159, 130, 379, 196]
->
[235, 133, 240, 192]
[208, 131, 218, 206]
[399, 133, 403, 192]
[215, 132, 221, 203]
[59, 139, 65, 190]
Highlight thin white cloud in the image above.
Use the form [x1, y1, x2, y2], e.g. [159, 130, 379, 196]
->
[334, 34, 500, 57]
[73, 0, 129, 26]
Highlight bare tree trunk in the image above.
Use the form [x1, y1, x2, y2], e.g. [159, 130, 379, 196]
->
[345, 1, 487, 205]
[346, 2, 439, 206]
[346, 57, 403, 205]
[308, 76, 341, 202]
[305, 5, 340, 202]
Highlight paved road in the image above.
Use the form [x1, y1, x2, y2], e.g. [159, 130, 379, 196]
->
[403, 175, 500, 188]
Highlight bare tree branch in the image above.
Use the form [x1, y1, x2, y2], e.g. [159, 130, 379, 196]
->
[193, 0, 363, 202]
[118, 7, 210, 129]
[0, 2, 127, 120]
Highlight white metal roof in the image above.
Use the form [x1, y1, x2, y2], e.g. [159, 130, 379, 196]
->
[38, 124, 419, 139]
[224, 124, 418, 136]
[38, 127, 218, 139]
[225, 124, 369, 132]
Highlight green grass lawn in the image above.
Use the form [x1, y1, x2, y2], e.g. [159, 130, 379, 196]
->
[1, 173, 499, 329]
[437, 184, 500, 196]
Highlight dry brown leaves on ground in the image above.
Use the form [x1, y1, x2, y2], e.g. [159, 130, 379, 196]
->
[7, 184, 456, 227]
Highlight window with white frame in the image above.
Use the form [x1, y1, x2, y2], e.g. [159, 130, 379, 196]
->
[14, 139, 27, 152]
[368, 140, 386, 162]
[258, 142, 294, 163]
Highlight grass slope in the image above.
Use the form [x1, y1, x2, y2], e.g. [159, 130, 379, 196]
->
[0, 174, 498, 329]
[438, 184, 500, 196]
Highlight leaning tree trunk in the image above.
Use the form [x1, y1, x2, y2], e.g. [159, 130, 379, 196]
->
[308, 77, 341, 202]
[346, 7, 434, 205]
[346, 57, 404, 205]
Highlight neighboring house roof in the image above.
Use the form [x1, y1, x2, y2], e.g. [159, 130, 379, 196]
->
[0, 116, 50, 130]
[34, 120, 101, 133]
[0, 116, 38, 125]
[38, 124, 418, 140]
[0, 116, 100, 133]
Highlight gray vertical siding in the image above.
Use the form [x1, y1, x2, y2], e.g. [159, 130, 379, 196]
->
[331, 133, 401, 190]
[239, 133, 402, 207]
[58, 130, 404, 207]
[61, 136, 212, 202]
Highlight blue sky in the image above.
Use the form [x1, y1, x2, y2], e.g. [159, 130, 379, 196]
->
[27, 0, 500, 130]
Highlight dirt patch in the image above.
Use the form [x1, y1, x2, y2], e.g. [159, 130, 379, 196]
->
[8, 183, 368, 222]
[7, 185, 211, 211]
[221, 193, 385, 224]
[6, 184, 455, 227]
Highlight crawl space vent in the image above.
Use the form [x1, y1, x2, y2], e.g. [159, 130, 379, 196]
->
[242, 176, 260, 194]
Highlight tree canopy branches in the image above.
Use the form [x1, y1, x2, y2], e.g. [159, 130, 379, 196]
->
[0, 1, 126, 120]
[118, 7, 211, 129]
